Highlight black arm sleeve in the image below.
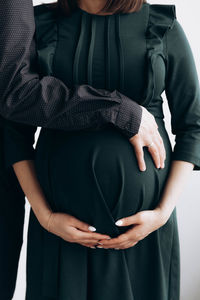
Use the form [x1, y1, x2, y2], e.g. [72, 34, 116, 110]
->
[165, 18, 200, 170]
[3, 120, 36, 168]
[0, 0, 142, 139]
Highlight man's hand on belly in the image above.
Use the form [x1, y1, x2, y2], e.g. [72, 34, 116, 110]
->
[129, 106, 166, 172]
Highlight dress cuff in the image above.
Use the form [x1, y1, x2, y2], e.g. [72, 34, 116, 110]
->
[4, 145, 35, 169]
[171, 149, 200, 171]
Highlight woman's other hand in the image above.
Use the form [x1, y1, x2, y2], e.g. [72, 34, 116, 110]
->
[129, 106, 166, 171]
[44, 212, 111, 248]
[96, 208, 169, 250]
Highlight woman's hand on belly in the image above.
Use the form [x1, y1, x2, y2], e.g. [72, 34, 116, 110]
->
[129, 106, 166, 172]
[96, 208, 168, 250]
[97, 160, 195, 250]
[47, 212, 111, 248]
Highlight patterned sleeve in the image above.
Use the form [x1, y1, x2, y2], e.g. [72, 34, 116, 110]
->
[0, 0, 142, 140]
[165, 17, 200, 170]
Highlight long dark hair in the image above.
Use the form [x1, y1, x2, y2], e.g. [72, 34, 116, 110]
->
[45, 0, 147, 16]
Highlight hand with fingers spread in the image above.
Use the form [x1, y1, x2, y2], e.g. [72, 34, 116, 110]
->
[96, 208, 169, 250]
[129, 106, 166, 171]
[45, 212, 111, 248]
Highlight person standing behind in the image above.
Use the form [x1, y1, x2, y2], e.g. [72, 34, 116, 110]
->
[0, 1, 165, 299]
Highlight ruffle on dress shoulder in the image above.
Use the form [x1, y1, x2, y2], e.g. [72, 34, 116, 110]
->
[140, 3, 176, 107]
[34, 4, 58, 76]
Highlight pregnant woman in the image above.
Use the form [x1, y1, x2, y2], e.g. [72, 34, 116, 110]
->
[0, 0, 166, 298]
[3, 0, 200, 300]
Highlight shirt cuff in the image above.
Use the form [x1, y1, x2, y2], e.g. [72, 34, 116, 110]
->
[114, 92, 142, 139]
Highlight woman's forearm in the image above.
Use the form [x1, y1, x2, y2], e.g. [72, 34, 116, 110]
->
[156, 160, 194, 220]
[13, 160, 52, 228]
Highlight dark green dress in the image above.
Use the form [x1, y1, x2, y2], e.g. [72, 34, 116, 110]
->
[4, 2, 200, 300]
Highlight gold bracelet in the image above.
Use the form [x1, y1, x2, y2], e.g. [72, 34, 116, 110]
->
[47, 211, 54, 232]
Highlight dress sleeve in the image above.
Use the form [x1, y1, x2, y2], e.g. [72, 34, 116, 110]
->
[0, 0, 142, 140]
[165, 17, 200, 170]
[3, 120, 37, 168]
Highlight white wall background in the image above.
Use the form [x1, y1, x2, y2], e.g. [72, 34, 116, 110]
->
[12, 1, 200, 299]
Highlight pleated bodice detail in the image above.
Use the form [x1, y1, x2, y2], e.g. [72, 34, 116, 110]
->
[34, 3, 176, 118]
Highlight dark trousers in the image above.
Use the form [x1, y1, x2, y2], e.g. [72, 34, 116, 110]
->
[0, 168, 25, 300]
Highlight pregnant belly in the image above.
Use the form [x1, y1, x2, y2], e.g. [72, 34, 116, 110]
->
[35, 119, 172, 237]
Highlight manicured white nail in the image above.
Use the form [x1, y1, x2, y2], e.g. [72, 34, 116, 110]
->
[115, 248, 120, 250]
[88, 226, 96, 232]
[115, 220, 123, 226]
[90, 246, 96, 249]
[97, 246, 103, 248]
